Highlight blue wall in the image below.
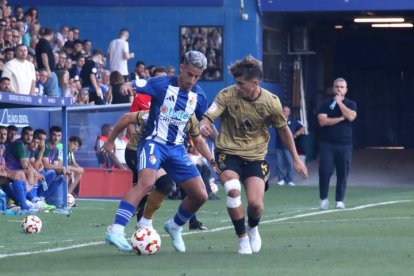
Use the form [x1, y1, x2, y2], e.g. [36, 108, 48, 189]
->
[30, 0, 260, 103]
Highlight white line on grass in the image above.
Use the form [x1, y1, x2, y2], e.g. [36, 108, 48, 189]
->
[0, 199, 411, 259]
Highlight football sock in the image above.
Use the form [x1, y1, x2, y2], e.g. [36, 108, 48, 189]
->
[114, 200, 136, 227]
[247, 215, 260, 228]
[12, 180, 30, 210]
[232, 217, 246, 236]
[143, 189, 165, 219]
[26, 189, 38, 202]
[172, 204, 194, 227]
[139, 217, 153, 228]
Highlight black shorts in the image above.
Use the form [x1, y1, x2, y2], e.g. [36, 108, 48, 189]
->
[215, 152, 270, 188]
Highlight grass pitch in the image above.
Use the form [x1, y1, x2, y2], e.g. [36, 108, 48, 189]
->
[0, 186, 413, 276]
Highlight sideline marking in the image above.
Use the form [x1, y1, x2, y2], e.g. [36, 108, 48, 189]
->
[0, 200, 411, 259]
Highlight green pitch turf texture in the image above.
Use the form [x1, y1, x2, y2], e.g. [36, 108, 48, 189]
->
[1, 186, 413, 276]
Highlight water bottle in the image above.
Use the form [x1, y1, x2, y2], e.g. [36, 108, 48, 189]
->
[0, 188, 6, 213]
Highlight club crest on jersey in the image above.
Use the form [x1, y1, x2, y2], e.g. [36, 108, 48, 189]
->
[160, 105, 189, 120]
[189, 96, 196, 107]
[149, 155, 157, 164]
[135, 79, 147, 88]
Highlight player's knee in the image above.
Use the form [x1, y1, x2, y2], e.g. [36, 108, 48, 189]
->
[227, 195, 242, 208]
[154, 174, 174, 195]
[247, 200, 263, 213]
[224, 179, 241, 194]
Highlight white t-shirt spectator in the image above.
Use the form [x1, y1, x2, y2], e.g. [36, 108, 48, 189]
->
[2, 59, 36, 94]
[107, 38, 129, 75]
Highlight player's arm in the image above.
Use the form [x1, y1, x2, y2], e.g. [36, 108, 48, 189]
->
[200, 91, 227, 137]
[192, 134, 219, 173]
[90, 72, 103, 99]
[41, 53, 51, 76]
[103, 112, 139, 152]
[277, 126, 308, 179]
[293, 125, 306, 139]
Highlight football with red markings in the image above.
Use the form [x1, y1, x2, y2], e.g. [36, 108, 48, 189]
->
[130, 227, 161, 255]
[22, 215, 42, 234]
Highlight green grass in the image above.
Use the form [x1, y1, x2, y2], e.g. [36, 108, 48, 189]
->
[1, 186, 414, 276]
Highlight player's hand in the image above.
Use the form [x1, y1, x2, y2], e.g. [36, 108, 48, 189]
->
[121, 82, 134, 96]
[200, 122, 213, 137]
[294, 158, 308, 179]
[102, 140, 115, 153]
[210, 159, 221, 175]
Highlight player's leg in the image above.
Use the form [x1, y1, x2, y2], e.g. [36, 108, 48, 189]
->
[334, 144, 352, 209]
[216, 153, 249, 254]
[106, 140, 161, 252]
[242, 160, 269, 253]
[137, 168, 174, 228]
[318, 142, 335, 209]
[163, 146, 206, 252]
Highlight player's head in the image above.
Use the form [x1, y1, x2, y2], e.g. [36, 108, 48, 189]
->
[179, 51, 207, 91]
[69, 136, 82, 152]
[282, 106, 291, 118]
[21, 126, 33, 145]
[119, 28, 129, 39]
[229, 55, 263, 99]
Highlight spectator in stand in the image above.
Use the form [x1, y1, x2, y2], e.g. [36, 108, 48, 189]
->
[55, 25, 69, 50]
[72, 40, 83, 60]
[67, 135, 84, 195]
[80, 48, 105, 105]
[2, 44, 36, 95]
[56, 50, 67, 70]
[100, 70, 112, 104]
[13, 5, 24, 21]
[128, 61, 145, 81]
[3, 29, 13, 49]
[26, 7, 39, 24]
[76, 87, 91, 105]
[64, 56, 73, 71]
[69, 54, 84, 79]
[0, 76, 13, 92]
[58, 69, 78, 98]
[107, 28, 134, 80]
[166, 65, 175, 76]
[71, 27, 80, 41]
[11, 29, 21, 47]
[35, 68, 48, 96]
[110, 70, 131, 104]
[82, 39, 92, 59]
[35, 27, 58, 97]
[4, 47, 14, 62]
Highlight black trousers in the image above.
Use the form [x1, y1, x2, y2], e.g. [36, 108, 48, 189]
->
[318, 142, 352, 202]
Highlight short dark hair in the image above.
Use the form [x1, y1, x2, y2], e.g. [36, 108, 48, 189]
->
[49, 125, 62, 134]
[0, 77, 10, 83]
[92, 48, 104, 57]
[69, 135, 82, 147]
[7, 125, 18, 132]
[34, 128, 47, 139]
[21, 126, 33, 135]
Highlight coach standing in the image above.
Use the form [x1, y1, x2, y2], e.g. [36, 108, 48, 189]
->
[317, 78, 357, 210]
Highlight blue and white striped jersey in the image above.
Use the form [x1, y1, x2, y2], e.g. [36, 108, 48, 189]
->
[132, 76, 207, 145]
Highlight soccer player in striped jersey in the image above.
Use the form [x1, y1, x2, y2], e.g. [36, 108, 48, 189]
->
[105, 51, 216, 253]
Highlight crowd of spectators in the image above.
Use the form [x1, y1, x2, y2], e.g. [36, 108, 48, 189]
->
[0, 2, 177, 105]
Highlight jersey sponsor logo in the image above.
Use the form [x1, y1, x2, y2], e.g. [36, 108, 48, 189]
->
[135, 79, 147, 88]
[208, 102, 218, 113]
[160, 105, 190, 120]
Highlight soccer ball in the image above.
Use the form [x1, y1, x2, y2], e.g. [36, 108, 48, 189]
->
[130, 227, 161, 255]
[67, 194, 75, 207]
[22, 215, 42, 234]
